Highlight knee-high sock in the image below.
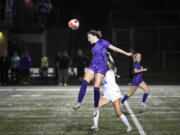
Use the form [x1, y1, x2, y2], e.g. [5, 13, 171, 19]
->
[94, 87, 100, 107]
[120, 114, 131, 128]
[93, 109, 99, 127]
[142, 93, 148, 103]
[121, 94, 129, 104]
[78, 80, 88, 103]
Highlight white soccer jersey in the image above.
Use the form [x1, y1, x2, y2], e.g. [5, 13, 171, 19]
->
[102, 69, 120, 102]
[102, 69, 120, 93]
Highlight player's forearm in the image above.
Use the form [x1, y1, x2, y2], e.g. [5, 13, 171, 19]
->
[109, 45, 129, 56]
[134, 69, 146, 73]
[108, 54, 115, 64]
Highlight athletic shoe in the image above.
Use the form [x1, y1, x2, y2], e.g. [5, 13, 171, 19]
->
[90, 125, 99, 131]
[73, 102, 82, 110]
[64, 83, 67, 86]
[127, 126, 132, 132]
[141, 102, 148, 108]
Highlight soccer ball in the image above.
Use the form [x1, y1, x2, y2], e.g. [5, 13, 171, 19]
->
[68, 19, 79, 30]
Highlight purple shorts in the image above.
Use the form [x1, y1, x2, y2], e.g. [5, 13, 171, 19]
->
[131, 75, 143, 86]
[89, 63, 107, 75]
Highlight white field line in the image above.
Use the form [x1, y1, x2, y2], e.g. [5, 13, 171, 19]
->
[119, 91, 146, 135]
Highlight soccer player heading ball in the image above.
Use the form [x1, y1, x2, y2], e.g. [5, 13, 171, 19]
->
[73, 30, 132, 114]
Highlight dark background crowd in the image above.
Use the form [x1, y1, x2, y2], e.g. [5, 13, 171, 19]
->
[0, 48, 89, 86]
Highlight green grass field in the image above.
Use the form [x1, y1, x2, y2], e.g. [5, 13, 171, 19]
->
[0, 85, 179, 135]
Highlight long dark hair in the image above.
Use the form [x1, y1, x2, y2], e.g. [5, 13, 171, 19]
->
[87, 30, 102, 38]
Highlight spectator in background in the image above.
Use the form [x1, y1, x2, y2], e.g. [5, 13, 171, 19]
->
[41, 56, 48, 85]
[38, 0, 51, 27]
[75, 49, 89, 83]
[0, 51, 10, 85]
[11, 52, 20, 84]
[54, 51, 62, 82]
[57, 51, 72, 86]
[20, 52, 31, 85]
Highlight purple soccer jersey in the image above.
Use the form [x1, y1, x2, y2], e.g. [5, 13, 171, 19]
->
[77, 39, 110, 105]
[89, 39, 110, 75]
[91, 39, 110, 64]
[131, 62, 143, 86]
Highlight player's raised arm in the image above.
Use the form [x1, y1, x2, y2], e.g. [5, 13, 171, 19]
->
[108, 45, 133, 57]
[107, 52, 115, 64]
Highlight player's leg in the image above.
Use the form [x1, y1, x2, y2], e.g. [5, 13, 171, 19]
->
[98, 97, 110, 108]
[92, 73, 104, 120]
[120, 86, 137, 111]
[90, 73, 105, 130]
[73, 68, 94, 110]
[27, 69, 30, 84]
[42, 68, 48, 84]
[63, 69, 68, 86]
[24, 70, 28, 84]
[128, 85, 138, 97]
[139, 81, 150, 108]
[113, 98, 132, 132]
[91, 97, 110, 131]
[93, 73, 104, 108]
[121, 86, 137, 104]
[58, 69, 63, 85]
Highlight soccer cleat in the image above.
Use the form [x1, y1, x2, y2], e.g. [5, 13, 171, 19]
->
[73, 102, 82, 110]
[127, 126, 132, 132]
[90, 125, 99, 131]
[141, 102, 148, 108]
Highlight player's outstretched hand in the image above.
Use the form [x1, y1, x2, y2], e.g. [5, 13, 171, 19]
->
[127, 52, 133, 56]
[143, 68, 148, 71]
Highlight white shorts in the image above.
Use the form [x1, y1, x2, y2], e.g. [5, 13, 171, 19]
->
[102, 89, 121, 102]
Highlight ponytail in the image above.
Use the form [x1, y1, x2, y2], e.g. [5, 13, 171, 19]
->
[87, 30, 102, 38]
